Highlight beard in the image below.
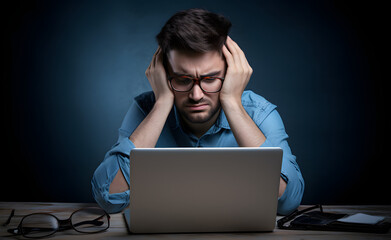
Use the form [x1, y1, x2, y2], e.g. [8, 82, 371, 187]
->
[175, 98, 221, 125]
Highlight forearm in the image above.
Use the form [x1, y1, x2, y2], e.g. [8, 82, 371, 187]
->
[221, 98, 286, 196]
[129, 99, 173, 148]
[92, 141, 132, 212]
[221, 98, 266, 147]
[109, 99, 172, 194]
[109, 168, 129, 194]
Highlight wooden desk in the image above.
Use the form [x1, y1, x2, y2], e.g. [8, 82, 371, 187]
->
[0, 202, 390, 239]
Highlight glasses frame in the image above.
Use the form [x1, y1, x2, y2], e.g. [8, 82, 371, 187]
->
[7, 207, 110, 239]
[277, 204, 323, 229]
[168, 75, 225, 93]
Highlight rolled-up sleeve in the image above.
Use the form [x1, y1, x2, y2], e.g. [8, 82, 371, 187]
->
[259, 109, 305, 215]
[91, 137, 134, 213]
[91, 99, 147, 213]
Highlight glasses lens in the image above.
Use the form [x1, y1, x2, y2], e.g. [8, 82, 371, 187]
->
[21, 214, 58, 238]
[171, 76, 223, 92]
[171, 77, 193, 91]
[200, 78, 222, 92]
[71, 208, 109, 233]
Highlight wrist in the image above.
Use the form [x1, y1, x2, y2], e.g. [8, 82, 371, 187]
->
[220, 95, 242, 111]
[154, 95, 174, 111]
[155, 89, 174, 103]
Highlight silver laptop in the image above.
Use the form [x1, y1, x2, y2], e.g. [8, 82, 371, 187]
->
[128, 147, 282, 233]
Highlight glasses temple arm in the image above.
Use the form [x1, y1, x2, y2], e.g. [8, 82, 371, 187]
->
[8, 226, 58, 235]
[73, 214, 109, 228]
[3, 209, 15, 227]
[277, 204, 322, 228]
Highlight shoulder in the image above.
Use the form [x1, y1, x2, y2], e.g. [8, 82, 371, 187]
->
[241, 90, 277, 125]
[134, 91, 156, 114]
[241, 90, 276, 111]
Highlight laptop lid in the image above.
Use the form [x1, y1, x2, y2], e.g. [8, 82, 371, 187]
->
[129, 147, 283, 233]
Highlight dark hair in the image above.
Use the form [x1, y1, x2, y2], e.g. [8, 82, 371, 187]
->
[156, 8, 231, 63]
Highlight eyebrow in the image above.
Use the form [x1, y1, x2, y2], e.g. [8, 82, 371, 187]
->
[173, 71, 222, 78]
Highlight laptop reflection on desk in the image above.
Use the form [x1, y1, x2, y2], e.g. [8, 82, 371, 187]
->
[125, 147, 282, 234]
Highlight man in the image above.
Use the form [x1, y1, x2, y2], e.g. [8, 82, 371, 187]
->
[92, 8, 304, 215]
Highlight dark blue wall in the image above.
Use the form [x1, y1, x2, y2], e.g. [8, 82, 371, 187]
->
[3, 0, 387, 204]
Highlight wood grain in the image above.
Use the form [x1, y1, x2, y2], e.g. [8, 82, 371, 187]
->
[0, 202, 390, 239]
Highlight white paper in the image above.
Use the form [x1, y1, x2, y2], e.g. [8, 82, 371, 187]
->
[337, 213, 385, 225]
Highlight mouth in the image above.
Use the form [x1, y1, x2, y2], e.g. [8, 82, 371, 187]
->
[186, 104, 209, 111]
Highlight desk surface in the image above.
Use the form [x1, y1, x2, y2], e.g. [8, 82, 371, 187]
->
[0, 202, 390, 239]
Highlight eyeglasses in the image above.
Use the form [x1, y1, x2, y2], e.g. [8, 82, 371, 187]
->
[277, 204, 323, 229]
[168, 75, 224, 93]
[7, 207, 110, 238]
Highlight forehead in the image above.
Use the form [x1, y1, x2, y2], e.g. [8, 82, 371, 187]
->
[167, 49, 225, 73]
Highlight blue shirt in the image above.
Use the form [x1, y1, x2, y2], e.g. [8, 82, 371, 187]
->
[91, 90, 304, 215]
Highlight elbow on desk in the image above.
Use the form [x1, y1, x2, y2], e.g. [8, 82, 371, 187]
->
[91, 174, 130, 214]
[91, 148, 131, 213]
[90, 180, 304, 215]
[277, 199, 300, 216]
[277, 175, 305, 216]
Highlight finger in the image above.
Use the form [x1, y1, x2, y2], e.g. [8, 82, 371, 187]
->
[146, 49, 158, 75]
[228, 37, 251, 73]
[152, 46, 159, 59]
[157, 50, 166, 72]
[222, 44, 234, 68]
[151, 46, 161, 67]
[228, 37, 245, 65]
[154, 47, 161, 67]
[145, 63, 151, 76]
[227, 36, 243, 71]
[239, 49, 252, 77]
[226, 36, 240, 65]
[237, 49, 250, 74]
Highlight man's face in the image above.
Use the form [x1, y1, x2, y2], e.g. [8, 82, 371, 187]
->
[167, 49, 226, 126]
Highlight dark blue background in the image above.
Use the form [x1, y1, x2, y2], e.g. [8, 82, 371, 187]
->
[3, 0, 387, 204]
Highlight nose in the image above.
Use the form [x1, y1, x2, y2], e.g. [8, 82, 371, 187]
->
[188, 83, 204, 102]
